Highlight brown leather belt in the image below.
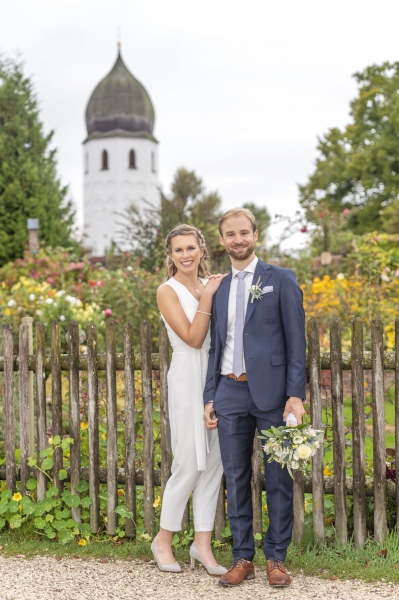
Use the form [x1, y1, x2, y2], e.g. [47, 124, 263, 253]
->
[225, 373, 248, 382]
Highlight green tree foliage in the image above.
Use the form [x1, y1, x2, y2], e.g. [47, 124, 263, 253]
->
[0, 56, 76, 265]
[117, 167, 223, 271]
[300, 61, 399, 238]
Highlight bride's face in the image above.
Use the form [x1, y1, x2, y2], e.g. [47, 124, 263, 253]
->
[169, 234, 204, 276]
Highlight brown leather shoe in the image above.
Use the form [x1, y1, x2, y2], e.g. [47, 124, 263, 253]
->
[218, 558, 255, 587]
[266, 559, 291, 587]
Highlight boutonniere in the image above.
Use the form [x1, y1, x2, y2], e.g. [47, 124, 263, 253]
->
[250, 276, 263, 303]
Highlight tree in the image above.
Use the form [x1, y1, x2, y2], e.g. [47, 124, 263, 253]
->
[299, 61, 399, 238]
[0, 55, 76, 265]
[117, 167, 223, 270]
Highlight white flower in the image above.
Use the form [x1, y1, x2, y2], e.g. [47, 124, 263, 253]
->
[381, 273, 390, 282]
[7, 299, 16, 307]
[36, 310, 43, 316]
[56, 290, 66, 297]
[59, 315, 66, 321]
[65, 295, 82, 307]
[293, 436, 304, 444]
[45, 298, 54, 305]
[126, 266, 133, 271]
[336, 273, 345, 280]
[29, 294, 35, 302]
[296, 445, 312, 459]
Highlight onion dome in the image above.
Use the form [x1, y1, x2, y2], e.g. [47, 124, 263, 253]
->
[85, 46, 155, 138]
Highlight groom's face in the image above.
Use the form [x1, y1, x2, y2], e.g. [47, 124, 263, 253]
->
[219, 214, 258, 262]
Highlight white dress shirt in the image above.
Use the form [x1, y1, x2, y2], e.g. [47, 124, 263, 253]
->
[220, 256, 258, 375]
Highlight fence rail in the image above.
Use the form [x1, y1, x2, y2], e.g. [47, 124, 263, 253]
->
[0, 316, 398, 546]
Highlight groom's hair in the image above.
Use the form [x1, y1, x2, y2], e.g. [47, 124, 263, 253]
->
[218, 208, 257, 235]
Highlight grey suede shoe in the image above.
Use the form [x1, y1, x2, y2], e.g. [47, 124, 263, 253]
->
[189, 542, 227, 576]
[151, 539, 181, 573]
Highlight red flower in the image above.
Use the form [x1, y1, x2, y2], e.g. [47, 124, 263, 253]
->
[300, 226, 307, 233]
[104, 308, 113, 317]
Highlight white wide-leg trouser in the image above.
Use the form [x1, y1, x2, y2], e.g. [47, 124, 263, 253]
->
[160, 428, 223, 532]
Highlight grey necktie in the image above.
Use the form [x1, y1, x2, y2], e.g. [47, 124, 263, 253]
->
[233, 271, 247, 377]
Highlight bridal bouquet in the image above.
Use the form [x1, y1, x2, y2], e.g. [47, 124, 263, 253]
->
[259, 424, 324, 478]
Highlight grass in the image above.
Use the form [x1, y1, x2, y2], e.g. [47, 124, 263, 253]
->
[1, 527, 399, 584]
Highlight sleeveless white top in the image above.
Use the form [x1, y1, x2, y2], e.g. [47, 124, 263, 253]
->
[160, 277, 210, 470]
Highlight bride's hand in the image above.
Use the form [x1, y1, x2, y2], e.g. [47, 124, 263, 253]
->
[204, 273, 227, 295]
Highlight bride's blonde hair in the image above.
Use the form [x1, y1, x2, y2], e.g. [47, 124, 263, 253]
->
[165, 224, 211, 280]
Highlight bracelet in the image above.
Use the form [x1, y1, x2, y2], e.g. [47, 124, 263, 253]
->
[197, 310, 211, 315]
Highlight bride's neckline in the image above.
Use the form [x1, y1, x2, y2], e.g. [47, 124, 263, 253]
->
[172, 277, 206, 298]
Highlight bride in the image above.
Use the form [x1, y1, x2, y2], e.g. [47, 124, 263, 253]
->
[151, 224, 226, 576]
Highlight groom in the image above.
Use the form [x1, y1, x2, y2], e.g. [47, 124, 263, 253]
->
[203, 208, 306, 588]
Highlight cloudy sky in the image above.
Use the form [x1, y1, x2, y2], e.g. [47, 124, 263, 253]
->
[2, 1, 399, 247]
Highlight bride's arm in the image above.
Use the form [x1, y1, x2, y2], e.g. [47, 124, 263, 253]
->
[157, 280, 220, 349]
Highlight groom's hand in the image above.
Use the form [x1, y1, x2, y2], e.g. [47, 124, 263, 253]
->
[204, 402, 218, 429]
[283, 396, 305, 425]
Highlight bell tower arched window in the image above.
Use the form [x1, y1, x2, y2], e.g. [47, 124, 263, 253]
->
[129, 149, 136, 169]
[101, 149, 109, 170]
[151, 151, 156, 173]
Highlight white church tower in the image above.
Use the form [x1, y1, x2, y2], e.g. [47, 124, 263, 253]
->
[83, 45, 159, 255]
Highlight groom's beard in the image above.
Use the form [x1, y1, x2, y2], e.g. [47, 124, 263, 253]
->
[225, 242, 255, 262]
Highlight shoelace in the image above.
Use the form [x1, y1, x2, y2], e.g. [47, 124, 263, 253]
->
[227, 558, 250, 572]
[269, 559, 285, 571]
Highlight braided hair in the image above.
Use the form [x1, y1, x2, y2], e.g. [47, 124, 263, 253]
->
[165, 224, 211, 280]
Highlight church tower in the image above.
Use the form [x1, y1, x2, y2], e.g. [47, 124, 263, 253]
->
[83, 45, 159, 255]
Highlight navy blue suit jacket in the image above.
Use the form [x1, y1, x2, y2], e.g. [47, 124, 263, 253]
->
[203, 259, 306, 411]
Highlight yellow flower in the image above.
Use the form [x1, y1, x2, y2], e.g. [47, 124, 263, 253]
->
[118, 489, 125, 497]
[101, 433, 107, 440]
[78, 538, 87, 546]
[81, 422, 89, 430]
[324, 466, 333, 476]
[12, 492, 22, 502]
[153, 495, 161, 508]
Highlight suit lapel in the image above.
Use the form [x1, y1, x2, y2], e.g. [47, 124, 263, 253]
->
[244, 260, 271, 326]
[215, 271, 232, 343]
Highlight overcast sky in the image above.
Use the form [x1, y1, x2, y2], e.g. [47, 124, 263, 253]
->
[2, 1, 399, 248]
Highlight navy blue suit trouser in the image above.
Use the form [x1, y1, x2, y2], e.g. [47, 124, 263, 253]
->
[214, 376, 293, 562]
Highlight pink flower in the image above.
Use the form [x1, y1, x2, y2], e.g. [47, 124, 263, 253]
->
[104, 308, 113, 317]
[46, 277, 55, 284]
[395, 270, 399, 278]
[342, 208, 350, 215]
[96, 280, 104, 287]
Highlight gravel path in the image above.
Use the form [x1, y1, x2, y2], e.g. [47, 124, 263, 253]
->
[0, 556, 398, 600]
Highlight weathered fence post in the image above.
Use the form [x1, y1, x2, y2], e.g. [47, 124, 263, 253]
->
[351, 317, 366, 546]
[251, 435, 263, 546]
[215, 476, 226, 543]
[19, 323, 30, 495]
[371, 316, 387, 544]
[21, 316, 34, 457]
[4, 325, 16, 494]
[141, 321, 155, 535]
[87, 321, 100, 534]
[69, 321, 81, 523]
[51, 322, 63, 492]
[36, 322, 47, 501]
[106, 320, 118, 535]
[293, 470, 305, 545]
[123, 322, 136, 538]
[395, 316, 399, 538]
[308, 318, 325, 545]
[159, 320, 172, 495]
[330, 316, 347, 545]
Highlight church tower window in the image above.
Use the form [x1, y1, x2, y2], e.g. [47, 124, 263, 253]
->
[85, 153, 89, 174]
[129, 149, 136, 169]
[151, 151, 156, 173]
[101, 150, 109, 170]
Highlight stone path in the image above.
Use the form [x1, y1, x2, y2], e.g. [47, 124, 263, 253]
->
[0, 556, 398, 600]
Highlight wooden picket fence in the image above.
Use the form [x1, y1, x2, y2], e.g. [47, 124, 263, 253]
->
[0, 315, 398, 546]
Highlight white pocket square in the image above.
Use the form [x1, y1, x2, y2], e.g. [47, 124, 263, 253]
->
[262, 286, 273, 294]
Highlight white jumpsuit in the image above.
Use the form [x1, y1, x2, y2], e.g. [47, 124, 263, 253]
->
[159, 277, 223, 532]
